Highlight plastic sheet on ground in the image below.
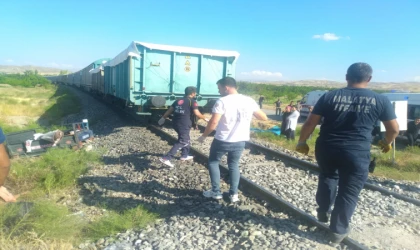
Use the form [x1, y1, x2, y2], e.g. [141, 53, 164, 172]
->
[250, 125, 281, 136]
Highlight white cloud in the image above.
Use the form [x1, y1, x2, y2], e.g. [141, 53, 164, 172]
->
[5, 59, 14, 63]
[312, 33, 341, 41]
[414, 76, 420, 82]
[380, 70, 387, 73]
[241, 70, 283, 77]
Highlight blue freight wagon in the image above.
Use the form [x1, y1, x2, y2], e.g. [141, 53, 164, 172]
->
[91, 41, 239, 116]
[48, 59, 110, 88]
[80, 58, 110, 91]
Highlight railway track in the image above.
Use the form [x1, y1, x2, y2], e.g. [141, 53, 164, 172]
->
[247, 141, 420, 206]
[149, 125, 370, 250]
[66, 85, 419, 249]
[159, 123, 420, 249]
[194, 124, 420, 206]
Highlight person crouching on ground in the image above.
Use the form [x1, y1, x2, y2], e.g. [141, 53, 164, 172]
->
[197, 77, 268, 203]
[406, 117, 420, 147]
[158, 86, 208, 168]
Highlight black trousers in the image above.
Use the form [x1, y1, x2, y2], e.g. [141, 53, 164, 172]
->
[285, 129, 295, 140]
[165, 125, 191, 159]
[315, 145, 370, 234]
[407, 133, 417, 146]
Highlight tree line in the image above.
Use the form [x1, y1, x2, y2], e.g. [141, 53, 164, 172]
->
[237, 81, 333, 102]
[237, 81, 387, 103]
[0, 70, 51, 88]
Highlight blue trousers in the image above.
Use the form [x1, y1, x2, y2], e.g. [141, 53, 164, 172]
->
[165, 126, 190, 160]
[315, 145, 370, 234]
[208, 139, 245, 195]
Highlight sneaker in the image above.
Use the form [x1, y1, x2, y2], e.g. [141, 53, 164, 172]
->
[317, 211, 330, 223]
[180, 156, 194, 161]
[330, 226, 351, 247]
[159, 157, 174, 168]
[203, 189, 222, 200]
[229, 194, 239, 203]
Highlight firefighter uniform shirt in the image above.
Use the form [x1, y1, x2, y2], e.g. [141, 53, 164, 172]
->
[312, 87, 396, 151]
[171, 97, 198, 127]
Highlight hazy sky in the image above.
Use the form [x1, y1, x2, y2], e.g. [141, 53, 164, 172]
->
[1, 0, 419, 82]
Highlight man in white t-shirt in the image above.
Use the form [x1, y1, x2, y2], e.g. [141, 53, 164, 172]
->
[197, 77, 268, 203]
[284, 105, 300, 140]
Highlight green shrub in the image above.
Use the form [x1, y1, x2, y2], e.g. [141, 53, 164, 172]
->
[9, 148, 102, 194]
[84, 206, 158, 240]
[0, 201, 85, 241]
[0, 71, 52, 88]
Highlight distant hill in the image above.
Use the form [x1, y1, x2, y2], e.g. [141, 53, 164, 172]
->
[245, 80, 420, 92]
[0, 65, 67, 75]
[0, 65, 418, 92]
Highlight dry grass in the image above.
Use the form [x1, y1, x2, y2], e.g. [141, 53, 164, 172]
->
[0, 85, 81, 133]
[0, 87, 55, 118]
[0, 236, 74, 250]
[371, 146, 420, 181]
[251, 122, 420, 181]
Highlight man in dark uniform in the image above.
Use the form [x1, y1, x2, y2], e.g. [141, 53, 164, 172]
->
[296, 63, 399, 246]
[406, 117, 420, 146]
[0, 127, 16, 202]
[158, 86, 208, 167]
[274, 98, 282, 116]
[258, 95, 265, 109]
[281, 105, 291, 138]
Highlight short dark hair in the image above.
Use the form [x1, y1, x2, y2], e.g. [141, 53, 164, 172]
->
[217, 76, 237, 88]
[185, 86, 197, 96]
[347, 62, 372, 83]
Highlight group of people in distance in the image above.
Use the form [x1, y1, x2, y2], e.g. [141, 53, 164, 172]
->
[157, 62, 400, 246]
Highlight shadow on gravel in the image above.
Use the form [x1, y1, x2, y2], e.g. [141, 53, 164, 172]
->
[77, 158, 331, 247]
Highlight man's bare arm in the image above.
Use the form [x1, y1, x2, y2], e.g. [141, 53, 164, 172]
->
[382, 119, 399, 144]
[253, 110, 268, 121]
[202, 113, 222, 137]
[0, 144, 11, 186]
[161, 107, 174, 119]
[298, 113, 322, 142]
[193, 109, 206, 120]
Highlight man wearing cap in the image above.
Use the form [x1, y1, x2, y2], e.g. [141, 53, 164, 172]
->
[295, 63, 399, 246]
[158, 86, 208, 168]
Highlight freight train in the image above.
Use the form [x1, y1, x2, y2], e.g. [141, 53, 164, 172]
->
[47, 41, 240, 120]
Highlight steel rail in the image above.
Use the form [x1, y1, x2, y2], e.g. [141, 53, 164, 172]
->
[195, 123, 420, 206]
[149, 125, 369, 250]
[244, 140, 420, 207]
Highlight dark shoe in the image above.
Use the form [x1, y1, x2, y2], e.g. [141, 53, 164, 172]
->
[330, 226, 351, 247]
[317, 211, 330, 223]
